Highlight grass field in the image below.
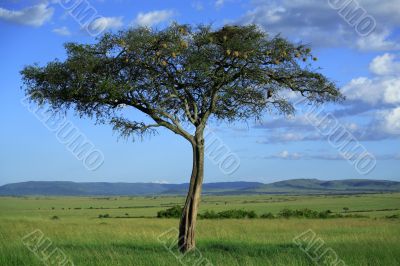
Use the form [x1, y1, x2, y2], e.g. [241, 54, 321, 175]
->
[0, 193, 399, 265]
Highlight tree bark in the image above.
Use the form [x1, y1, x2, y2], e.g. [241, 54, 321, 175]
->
[178, 133, 204, 253]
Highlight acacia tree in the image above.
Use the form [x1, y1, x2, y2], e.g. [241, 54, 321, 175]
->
[21, 24, 341, 253]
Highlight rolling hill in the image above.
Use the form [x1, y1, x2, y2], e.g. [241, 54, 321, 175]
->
[0, 181, 262, 196]
[247, 179, 400, 194]
[0, 179, 399, 196]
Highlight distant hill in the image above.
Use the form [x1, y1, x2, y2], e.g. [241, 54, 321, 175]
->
[248, 179, 400, 194]
[0, 179, 399, 196]
[0, 181, 262, 196]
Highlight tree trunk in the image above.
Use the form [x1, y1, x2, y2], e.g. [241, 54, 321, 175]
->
[178, 133, 204, 253]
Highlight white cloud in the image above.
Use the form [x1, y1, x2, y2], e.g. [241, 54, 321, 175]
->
[369, 53, 400, 76]
[337, 53, 400, 139]
[342, 77, 381, 104]
[52, 26, 71, 36]
[89, 16, 123, 32]
[238, 0, 400, 51]
[151, 180, 170, 184]
[343, 53, 400, 105]
[278, 150, 302, 159]
[267, 150, 303, 159]
[133, 10, 174, 27]
[0, 3, 54, 27]
[263, 150, 400, 160]
[380, 107, 400, 135]
[215, 0, 225, 8]
[264, 150, 344, 160]
[356, 30, 400, 51]
[256, 52, 400, 143]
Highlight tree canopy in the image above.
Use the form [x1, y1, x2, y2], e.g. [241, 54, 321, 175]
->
[21, 23, 342, 144]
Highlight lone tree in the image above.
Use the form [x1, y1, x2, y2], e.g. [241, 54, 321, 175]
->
[21, 24, 341, 253]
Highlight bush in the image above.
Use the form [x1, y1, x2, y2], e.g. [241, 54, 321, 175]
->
[278, 208, 332, 219]
[261, 212, 275, 219]
[318, 210, 331, 219]
[156, 207, 361, 220]
[278, 208, 295, 218]
[98, 214, 110, 218]
[199, 209, 258, 219]
[199, 210, 219, 219]
[247, 210, 258, 219]
[341, 214, 368, 218]
[157, 206, 183, 218]
[51, 216, 59, 220]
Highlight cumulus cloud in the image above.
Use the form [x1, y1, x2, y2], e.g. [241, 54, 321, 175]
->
[263, 150, 399, 160]
[343, 53, 400, 106]
[133, 10, 174, 27]
[380, 107, 400, 135]
[52, 26, 71, 36]
[256, 53, 400, 143]
[263, 150, 346, 160]
[266, 150, 303, 160]
[369, 53, 400, 76]
[356, 30, 400, 51]
[0, 3, 54, 27]
[238, 0, 399, 51]
[257, 109, 400, 143]
[89, 16, 123, 32]
[342, 77, 400, 105]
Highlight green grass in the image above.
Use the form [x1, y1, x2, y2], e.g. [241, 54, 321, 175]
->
[0, 193, 399, 265]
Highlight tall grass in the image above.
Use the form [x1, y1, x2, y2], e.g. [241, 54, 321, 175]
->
[0, 194, 399, 265]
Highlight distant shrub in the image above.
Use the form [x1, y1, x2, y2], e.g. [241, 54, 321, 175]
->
[385, 214, 399, 219]
[98, 214, 110, 218]
[317, 210, 331, 219]
[199, 209, 258, 219]
[278, 208, 295, 218]
[260, 212, 275, 219]
[278, 209, 335, 219]
[157, 206, 183, 218]
[199, 210, 219, 219]
[341, 214, 368, 218]
[156, 207, 368, 220]
[51, 216, 59, 220]
[247, 211, 258, 219]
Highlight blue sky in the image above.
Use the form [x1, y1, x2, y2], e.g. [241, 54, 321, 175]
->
[0, 0, 399, 185]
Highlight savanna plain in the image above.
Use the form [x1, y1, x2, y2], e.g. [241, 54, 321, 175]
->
[0, 193, 399, 266]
